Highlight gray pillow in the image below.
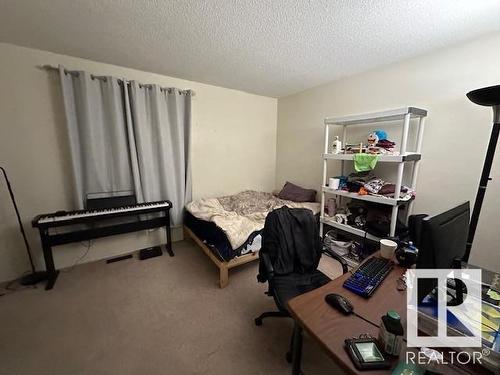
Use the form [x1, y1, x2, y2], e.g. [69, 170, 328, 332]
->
[277, 182, 317, 202]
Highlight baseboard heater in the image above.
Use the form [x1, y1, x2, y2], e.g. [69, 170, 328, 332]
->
[106, 254, 133, 264]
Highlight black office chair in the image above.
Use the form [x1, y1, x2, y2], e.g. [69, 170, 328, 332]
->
[255, 206, 348, 362]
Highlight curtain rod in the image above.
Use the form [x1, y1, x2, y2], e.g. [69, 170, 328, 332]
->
[37, 64, 195, 96]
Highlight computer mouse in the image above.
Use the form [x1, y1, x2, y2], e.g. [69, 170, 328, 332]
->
[325, 293, 354, 315]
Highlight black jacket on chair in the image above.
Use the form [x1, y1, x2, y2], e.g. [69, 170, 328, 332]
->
[258, 206, 322, 282]
[257, 206, 330, 312]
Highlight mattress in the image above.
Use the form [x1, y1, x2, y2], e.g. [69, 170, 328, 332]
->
[186, 190, 320, 250]
[185, 211, 261, 261]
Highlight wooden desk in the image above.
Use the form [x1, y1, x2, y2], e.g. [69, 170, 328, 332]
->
[287, 258, 492, 375]
[287, 257, 405, 374]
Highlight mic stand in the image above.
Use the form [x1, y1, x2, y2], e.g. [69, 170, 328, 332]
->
[1, 167, 47, 285]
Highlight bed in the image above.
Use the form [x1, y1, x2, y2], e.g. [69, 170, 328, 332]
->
[184, 190, 320, 288]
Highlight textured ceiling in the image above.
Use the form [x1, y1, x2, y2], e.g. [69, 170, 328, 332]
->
[1, 1, 500, 97]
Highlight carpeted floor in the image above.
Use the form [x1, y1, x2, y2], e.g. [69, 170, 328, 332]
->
[0, 240, 344, 375]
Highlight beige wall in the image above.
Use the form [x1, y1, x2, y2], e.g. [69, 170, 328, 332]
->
[276, 33, 500, 272]
[0, 43, 277, 282]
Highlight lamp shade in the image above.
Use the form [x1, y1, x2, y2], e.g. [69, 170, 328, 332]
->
[467, 85, 500, 106]
[467, 84, 500, 123]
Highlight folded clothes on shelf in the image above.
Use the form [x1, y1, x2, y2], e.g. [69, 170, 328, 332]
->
[347, 171, 374, 185]
[376, 139, 396, 150]
[378, 183, 401, 195]
[377, 184, 415, 200]
[338, 172, 415, 201]
[343, 138, 397, 155]
[363, 177, 415, 201]
[363, 178, 385, 194]
[345, 172, 373, 193]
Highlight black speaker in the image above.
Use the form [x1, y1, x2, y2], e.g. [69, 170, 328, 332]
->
[139, 246, 163, 260]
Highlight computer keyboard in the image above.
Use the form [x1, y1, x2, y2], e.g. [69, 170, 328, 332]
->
[343, 257, 393, 298]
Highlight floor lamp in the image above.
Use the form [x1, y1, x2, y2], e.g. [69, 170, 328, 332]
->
[465, 84, 500, 262]
[1, 167, 48, 285]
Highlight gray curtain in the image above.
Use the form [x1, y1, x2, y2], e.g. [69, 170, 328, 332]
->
[126, 82, 192, 225]
[59, 66, 191, 225]
[59, 67, 134, 208]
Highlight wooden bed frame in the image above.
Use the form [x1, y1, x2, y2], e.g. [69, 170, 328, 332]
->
[183, 226, 259, 288]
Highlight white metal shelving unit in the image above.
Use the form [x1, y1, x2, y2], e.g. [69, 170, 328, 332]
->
[320, 107, 427, 241]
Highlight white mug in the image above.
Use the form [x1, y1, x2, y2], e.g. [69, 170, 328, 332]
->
[380, 239, 397, 259]
[328, 177, 340, 190]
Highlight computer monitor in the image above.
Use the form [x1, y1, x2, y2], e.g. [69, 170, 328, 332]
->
[416, 202, 470, 302]
[417, 202, 470, 269]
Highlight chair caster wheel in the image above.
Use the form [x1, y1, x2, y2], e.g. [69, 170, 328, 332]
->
[255, 318, 263, 326]
[286, 351, 292, 363]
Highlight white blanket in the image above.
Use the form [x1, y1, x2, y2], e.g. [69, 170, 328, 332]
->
[186, 190, 320, 249]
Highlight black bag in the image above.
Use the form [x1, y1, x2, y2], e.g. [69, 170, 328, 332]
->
[365, 217, 408, 238]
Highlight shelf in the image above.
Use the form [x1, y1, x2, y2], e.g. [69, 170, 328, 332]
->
[324, 107, 427, 126]
[320, 216, 381, 242]
[321, 106, 426, 239]
[322, 186, 413, 206]
[323, 152, 421, 162]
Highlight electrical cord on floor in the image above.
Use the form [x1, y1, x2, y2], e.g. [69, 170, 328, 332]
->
[0, 271, 38, 297]
[61, 240, 93, 273]
[2, 238, 94, 295]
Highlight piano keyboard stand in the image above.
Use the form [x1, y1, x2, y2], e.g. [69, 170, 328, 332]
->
[32, 200, 173, 290]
